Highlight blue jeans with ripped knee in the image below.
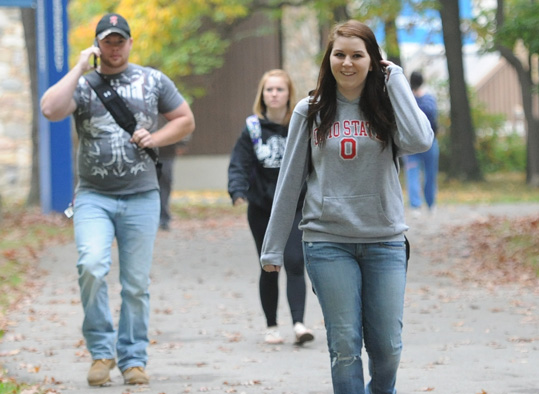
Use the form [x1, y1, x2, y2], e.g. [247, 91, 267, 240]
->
[303, 241, 407, 394]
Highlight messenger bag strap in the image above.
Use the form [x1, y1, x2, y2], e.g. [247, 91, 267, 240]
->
[85, 72, 162, 177]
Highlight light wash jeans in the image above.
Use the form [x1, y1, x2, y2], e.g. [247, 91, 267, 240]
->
[303, 241, 407, 394]
[404, 138, 439, 209]
[73, 190, 160, 371]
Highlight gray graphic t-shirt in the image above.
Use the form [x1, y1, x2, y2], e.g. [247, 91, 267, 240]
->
[73, 64, 183, 195]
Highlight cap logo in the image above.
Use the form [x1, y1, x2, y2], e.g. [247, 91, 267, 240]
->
[110, 15, 118, 26]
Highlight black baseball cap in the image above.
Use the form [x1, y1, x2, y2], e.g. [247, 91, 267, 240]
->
[95, 13, 131, 40]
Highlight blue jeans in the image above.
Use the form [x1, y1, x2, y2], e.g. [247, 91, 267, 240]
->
[303, 241, 407, 394]
[404, 138, 439, 209]
[73, 190, 160, 371]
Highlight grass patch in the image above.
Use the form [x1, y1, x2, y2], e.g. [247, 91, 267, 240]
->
[0, 372, 56, 394]
[436, 172, 539, 204]
[171, 202, 243, 220]
[170, 190, 245, 220]
[172, 172, 539, 212]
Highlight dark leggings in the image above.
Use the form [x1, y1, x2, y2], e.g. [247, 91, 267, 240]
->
[247, 203, 307, 327]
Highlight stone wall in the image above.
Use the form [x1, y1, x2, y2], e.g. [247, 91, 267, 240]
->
[0, 8, 31, 202]
[282, 6, 320, 99]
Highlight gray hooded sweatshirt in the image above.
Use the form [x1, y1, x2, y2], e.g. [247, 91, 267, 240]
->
[260, 65, 433, 268]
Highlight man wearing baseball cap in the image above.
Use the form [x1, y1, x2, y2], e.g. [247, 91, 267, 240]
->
[95, 13, 131, 40]
[41, 12, 195, 386]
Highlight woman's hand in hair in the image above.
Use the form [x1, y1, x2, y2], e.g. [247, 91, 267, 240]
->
[380, 60, 396, 81]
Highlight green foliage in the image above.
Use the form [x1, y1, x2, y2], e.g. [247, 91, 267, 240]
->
[438, 113, 525, 175]
[434, 80, 525, 175]
[68, 0, 250, 100]
[497, 0, 539, 55]
[473, 0, 539, 56]
[0, 371, 52, 394]
[476, 130, 526, 173]
[66, 0, 450, 101]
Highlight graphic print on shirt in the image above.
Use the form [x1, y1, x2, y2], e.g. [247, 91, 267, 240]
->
[312, 119, 378, 160]
[246, 115, 286, 168]
[79, 69, 160, 179]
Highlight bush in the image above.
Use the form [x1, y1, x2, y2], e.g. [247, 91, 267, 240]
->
[436, 87, 526, 175]
[438, 129, 526, 174]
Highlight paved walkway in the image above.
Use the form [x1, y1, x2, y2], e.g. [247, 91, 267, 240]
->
[1, 203, 538, 393]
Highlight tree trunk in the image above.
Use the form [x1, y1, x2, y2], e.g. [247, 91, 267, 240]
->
[384, 17, 401, 66]
[332, 5, 349, 22]
[21, 7, 40, 206]
[499, 48, 539, 187]
[439, 0, 482, 181]
[496, 0, 539, 187]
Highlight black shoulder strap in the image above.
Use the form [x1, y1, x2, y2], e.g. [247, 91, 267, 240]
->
[85, 72, 161, 171]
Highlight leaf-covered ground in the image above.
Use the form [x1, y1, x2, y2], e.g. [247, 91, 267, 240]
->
[0, 208, 72, 334]
[0, 202, 538, 393]
[428, 214, 539, 288]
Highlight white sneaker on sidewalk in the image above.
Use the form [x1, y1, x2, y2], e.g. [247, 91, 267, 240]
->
[410, 207, 422, 218]
[294, 322, 314, 345]
[264, 326, 284, 344]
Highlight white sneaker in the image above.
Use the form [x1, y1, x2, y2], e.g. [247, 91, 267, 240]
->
[294, 322, 314, 345]
[410, 207, 422, 219]
[265, 326, 284, 344]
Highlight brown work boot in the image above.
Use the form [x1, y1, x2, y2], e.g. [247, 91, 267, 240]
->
[122, 366, 149, 385]
[87, 359, 116, 386]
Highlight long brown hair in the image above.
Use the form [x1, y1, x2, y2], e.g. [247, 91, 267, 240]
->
[252, 69, 296, 125]
[307, 20, 396, 148]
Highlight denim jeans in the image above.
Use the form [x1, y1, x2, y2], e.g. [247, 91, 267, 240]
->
[303, 241, 407, 394]
[404, 138, 439, 208]
[73, 190, 160, 371]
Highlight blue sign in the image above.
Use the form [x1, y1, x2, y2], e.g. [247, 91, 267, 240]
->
[36, 0, 73, 213]
[0, 0, 34, 6]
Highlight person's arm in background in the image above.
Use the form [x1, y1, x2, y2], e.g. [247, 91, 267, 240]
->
[228, 127, 255, 206]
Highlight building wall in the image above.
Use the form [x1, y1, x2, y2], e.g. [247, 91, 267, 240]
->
[476, 59, 522, 119]
[0, 8, 31, 201]
[175, 7, 320, 191]
[185, 12, 281, 156]
[475, 58, 537, 134]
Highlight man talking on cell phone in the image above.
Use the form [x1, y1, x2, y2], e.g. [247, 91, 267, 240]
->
[40, 13, 195, 386]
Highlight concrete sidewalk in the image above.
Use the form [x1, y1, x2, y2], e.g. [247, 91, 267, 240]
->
[1, 203, 538, 393]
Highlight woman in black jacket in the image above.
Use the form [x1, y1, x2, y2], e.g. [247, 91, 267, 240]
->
[228, 69, 314, 345]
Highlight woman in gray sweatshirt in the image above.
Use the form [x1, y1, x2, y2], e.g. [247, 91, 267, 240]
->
[260, 20, 433, 394]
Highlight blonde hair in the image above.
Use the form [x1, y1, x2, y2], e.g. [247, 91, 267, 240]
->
[252, 69, 296, 125]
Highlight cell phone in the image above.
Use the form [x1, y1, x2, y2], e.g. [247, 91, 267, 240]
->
[93, 39, 99, 69]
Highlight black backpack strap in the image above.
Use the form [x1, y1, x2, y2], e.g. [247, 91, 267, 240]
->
[85, 72, 162, 176]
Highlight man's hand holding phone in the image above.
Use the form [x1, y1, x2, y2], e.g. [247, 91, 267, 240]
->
[75, 46, 100, 74]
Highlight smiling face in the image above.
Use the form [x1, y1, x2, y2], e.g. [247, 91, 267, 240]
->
[330, 36, 372, 100]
